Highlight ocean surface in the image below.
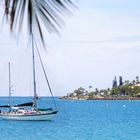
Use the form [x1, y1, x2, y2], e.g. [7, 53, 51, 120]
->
[0, 97, 140, 140]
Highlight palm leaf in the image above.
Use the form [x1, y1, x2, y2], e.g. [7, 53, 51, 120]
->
[4, 0, 75, 47]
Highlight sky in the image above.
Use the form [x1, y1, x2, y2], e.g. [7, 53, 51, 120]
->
[0, 0, 140, 96]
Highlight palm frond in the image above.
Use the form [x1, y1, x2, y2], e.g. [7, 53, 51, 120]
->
[3, 0, 75, 47]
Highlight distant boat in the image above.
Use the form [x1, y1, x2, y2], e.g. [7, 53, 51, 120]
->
[0, 35, 58, 121]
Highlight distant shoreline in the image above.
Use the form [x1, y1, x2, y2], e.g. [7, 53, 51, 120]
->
[59, 96, 140, 100]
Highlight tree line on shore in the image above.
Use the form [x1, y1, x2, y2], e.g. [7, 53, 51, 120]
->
[65, 76, 140, 99]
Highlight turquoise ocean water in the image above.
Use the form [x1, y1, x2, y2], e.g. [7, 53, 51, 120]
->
[0, 97, 140, 140]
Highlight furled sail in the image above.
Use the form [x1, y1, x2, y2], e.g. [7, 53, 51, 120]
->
[0, 105, 10, 108]
[15, 102, 33, 107]
[0, 102, 33, 108]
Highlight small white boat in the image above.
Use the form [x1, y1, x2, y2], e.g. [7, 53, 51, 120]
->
[0, 35, 58, 121]
[0, 109, 57, 121]
[0, 108, 58, 121]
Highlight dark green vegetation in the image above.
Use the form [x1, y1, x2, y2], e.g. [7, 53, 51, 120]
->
[62, 76, 140, 100]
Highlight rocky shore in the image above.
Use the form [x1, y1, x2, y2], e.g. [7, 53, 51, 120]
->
[59, 96, 140, 100]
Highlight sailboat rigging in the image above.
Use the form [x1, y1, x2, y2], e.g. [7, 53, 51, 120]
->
[0, 34, 58, 121]
[8, 62, 12, 110]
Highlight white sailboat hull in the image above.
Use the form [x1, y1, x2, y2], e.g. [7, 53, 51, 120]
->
[0, 111, 57, 121]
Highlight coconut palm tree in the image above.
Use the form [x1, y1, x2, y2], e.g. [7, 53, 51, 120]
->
[3, 0, 75, 46]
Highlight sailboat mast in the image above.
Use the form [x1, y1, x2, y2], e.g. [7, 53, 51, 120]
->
[31, 34, 37, 108]
[8, 62, 11, 108]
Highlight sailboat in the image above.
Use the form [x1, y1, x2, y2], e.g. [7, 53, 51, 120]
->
[0, 35, 58, 121]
